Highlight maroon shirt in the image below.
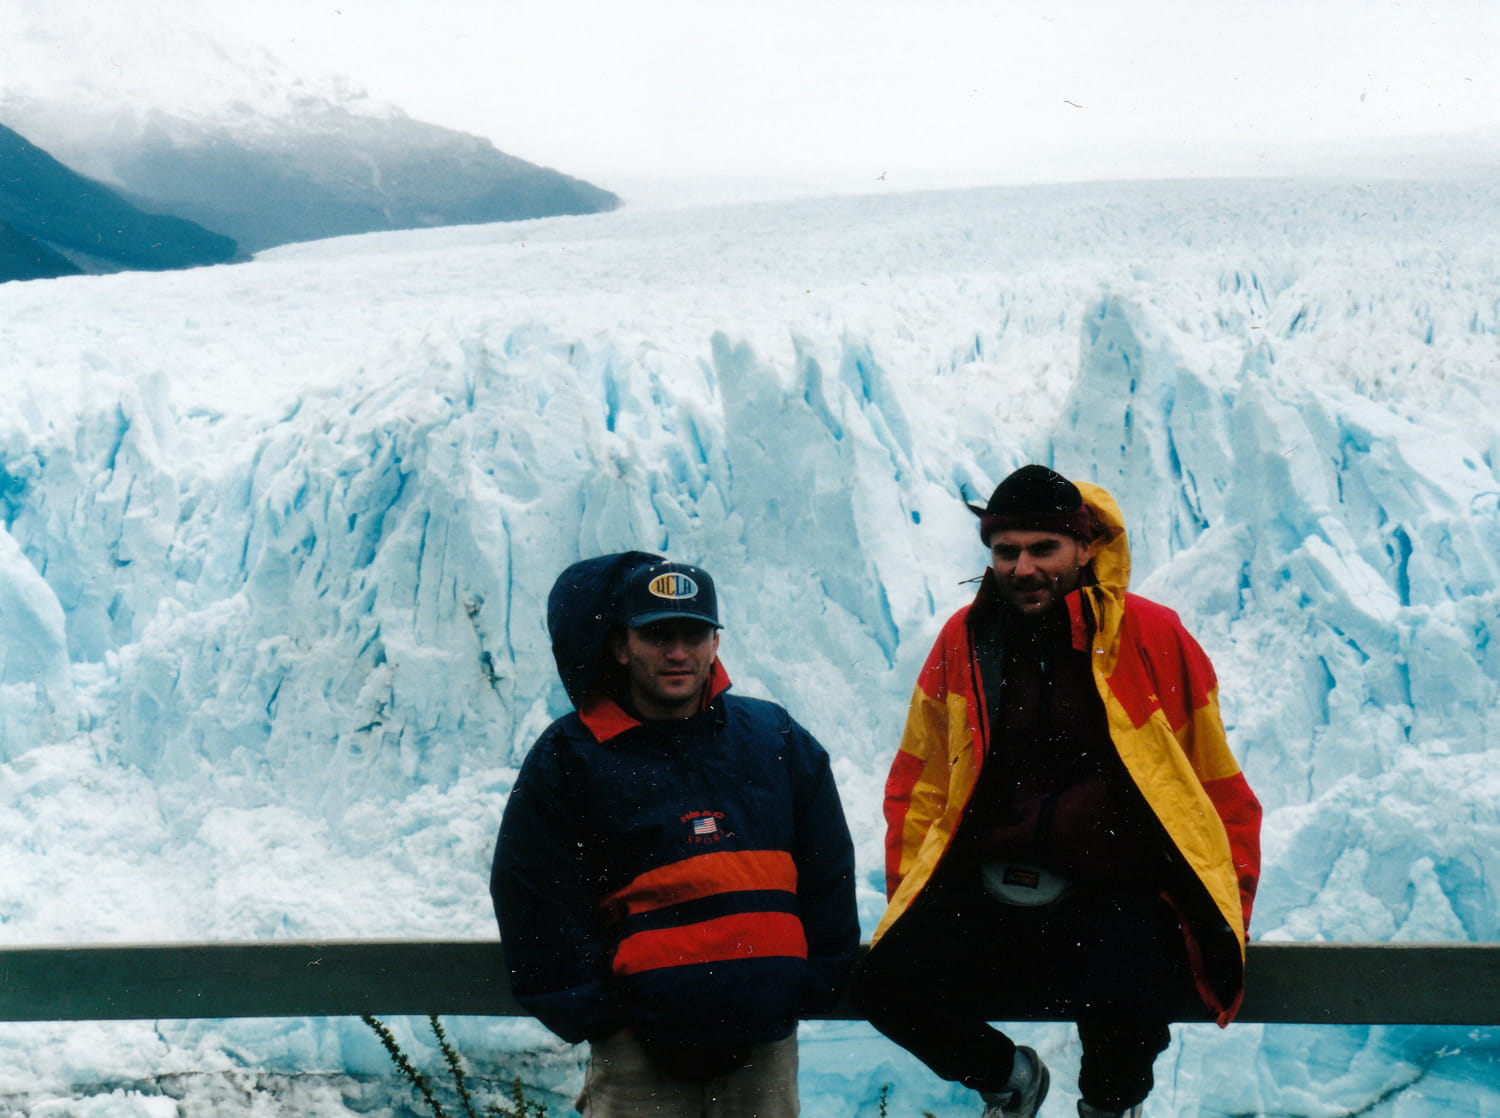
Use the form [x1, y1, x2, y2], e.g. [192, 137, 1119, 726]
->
[957, 598, 1168, 888]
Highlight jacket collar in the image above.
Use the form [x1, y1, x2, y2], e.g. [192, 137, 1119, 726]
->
[577, 660, 732, 744]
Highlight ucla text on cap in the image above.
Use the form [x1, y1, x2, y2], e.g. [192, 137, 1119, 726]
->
[649, 572, 699, 600]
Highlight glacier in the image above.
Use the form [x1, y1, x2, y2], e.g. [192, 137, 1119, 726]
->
[0, 176, 1497, 1116]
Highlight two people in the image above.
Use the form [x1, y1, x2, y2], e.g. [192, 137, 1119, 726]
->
[492, 466, 1262, 1118]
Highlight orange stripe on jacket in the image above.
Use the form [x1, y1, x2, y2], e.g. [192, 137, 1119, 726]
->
[612, 912, 809, 975]
[604, 850, 798, 919]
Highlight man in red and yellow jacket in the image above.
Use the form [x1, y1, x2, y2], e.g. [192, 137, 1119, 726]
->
[853, 466, 1261, 1118]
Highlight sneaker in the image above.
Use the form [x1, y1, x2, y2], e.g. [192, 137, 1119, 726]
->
[979, 1046, 1050, 1118]
[1077, 1102, 1143, 1118]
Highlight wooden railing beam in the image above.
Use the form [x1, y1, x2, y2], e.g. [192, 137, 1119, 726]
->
[1, 941, 1496, 1026]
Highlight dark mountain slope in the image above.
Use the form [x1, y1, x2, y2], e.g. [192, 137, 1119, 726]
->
[0, 122, 238, 282]
[0, 220, 84, 282]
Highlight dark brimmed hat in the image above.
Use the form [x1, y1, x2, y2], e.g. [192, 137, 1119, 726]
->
[968, 465, 1093, 544]
[620, 560, 721, 628]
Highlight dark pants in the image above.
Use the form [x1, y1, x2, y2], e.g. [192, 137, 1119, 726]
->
[852, 867, 1191, 1111]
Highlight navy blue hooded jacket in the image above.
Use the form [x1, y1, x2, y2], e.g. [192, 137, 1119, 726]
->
[490, 554, 859, 1053]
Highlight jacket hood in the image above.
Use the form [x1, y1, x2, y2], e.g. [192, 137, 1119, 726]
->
[547, 551, 664, 707]
[1076, 479, 1131, 594]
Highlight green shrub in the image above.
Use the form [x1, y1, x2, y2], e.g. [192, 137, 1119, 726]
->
[362, 1013, 548, 1118]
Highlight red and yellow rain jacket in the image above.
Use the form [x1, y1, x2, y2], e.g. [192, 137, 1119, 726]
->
[875, 482, 1262, 1025]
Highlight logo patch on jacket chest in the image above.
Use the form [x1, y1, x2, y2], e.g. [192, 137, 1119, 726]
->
[682, 809, 727, 844]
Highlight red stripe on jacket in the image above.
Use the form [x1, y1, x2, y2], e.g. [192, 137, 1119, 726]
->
[604, 850, 798, 919]
[612, 912, 809, 976]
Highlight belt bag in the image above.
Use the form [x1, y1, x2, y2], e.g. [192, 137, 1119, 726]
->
[980, 860, 1074, 907]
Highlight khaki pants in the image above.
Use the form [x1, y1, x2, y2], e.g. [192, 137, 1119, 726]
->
[576, 1031, 799, 1118]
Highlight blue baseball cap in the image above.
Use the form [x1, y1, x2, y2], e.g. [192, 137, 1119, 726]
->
[620, 561, 721, 629]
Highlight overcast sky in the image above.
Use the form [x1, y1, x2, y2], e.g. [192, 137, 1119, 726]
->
[213, 0, 1499, 205]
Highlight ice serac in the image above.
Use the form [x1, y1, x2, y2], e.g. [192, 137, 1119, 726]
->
[715, 331, 904, 669]
[0, 524, 75, 751]
[1053, 293, 1234, 575]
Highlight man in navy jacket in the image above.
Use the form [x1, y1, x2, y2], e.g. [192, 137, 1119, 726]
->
[493, 552, 859, 1117]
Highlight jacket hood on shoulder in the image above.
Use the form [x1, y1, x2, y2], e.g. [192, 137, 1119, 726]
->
[547, 551, 664, 707]
[1076, 479, 1131, 595]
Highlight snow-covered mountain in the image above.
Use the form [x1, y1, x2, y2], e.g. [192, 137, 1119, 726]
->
[0, 177, 1496, 1115]
[0, 0, 618, 253]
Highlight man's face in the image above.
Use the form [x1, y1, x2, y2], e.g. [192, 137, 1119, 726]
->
[989, 529, 1094, 616]
[613, 618, 720, 720]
